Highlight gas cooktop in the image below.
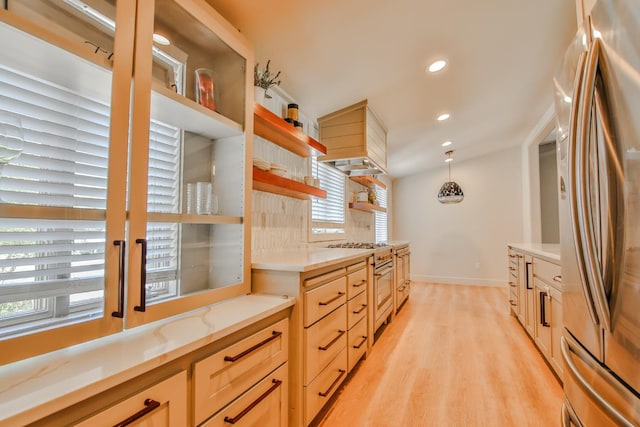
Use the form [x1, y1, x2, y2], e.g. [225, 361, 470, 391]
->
[327, 242, 389, 249]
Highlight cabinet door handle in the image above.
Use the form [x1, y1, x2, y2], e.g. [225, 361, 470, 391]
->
[224, 331, 282, 362]
[318, 369, 346, 397]
[112, 398, 160, 427]
[353, 335, 368, 349]
[223, 379, 282, 424]
[112, 240, 126, 318]
[540, 292, 550, 327]
[134, 238, 147, 312]
[318, 330, 345, 351]
[525, 261, 533, 290]
[352, 279, 366, 288]
[553, 275, 562, 283]
[318, 292, 345, 306]
[353, 304, 367, 314]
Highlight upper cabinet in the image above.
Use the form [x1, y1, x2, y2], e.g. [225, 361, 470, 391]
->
[0, 0, 252, 364]
[317, 99, 387, 175]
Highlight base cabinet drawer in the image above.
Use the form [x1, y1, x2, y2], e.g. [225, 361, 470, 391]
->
[193, 318, 289, 425]
[347, 317, 368, 372]
[304, 275, 347, 327]
[201, 363, 288, 427]
[347, 290, 367, 329]
[346, 266, 367, 299]
[304, 348, 347, 426]
[304, 304, 347, 385]
[74, 371, 187, 426]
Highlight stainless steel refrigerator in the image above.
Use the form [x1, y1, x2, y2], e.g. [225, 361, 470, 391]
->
[554, 0, 640, 425]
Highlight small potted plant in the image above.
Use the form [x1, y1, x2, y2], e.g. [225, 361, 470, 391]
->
[254, 60, 281, 104]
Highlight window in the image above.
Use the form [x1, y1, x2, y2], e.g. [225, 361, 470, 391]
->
[375, 185, 388, 243]
[0, 64, 180, 337]
[310, 157, 345, 236]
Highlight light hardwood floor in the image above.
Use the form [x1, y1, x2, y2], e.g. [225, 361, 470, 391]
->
[315, 282, 563, 427]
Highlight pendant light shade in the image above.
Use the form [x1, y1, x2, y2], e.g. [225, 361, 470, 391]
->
[438, 150, 464, 204]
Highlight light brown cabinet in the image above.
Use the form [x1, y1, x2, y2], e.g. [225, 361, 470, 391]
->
[74, 371, 188, 427]
[0, 0, 253, 364]
[533, 258, 564, 378]
[252, 256, 371, 427]
[507, 246, 563, 380]
[394, 245, 411, 313]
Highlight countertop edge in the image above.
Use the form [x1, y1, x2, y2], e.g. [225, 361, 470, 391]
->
[508, 243, 561, 264]
[251, 248, 374, 272]
[0, 294, 295, 426]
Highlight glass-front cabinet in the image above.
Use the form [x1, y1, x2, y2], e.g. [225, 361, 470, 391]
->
[0, 0, 252, 364]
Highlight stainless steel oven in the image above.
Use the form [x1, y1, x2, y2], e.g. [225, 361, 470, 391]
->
[373, 248, 394, 332]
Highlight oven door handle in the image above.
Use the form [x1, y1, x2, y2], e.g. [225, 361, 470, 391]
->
[374, 266, 394, 277]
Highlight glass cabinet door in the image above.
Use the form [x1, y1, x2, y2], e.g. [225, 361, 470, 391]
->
[125, 0, 251, 326]
[0, 0, 135, 364]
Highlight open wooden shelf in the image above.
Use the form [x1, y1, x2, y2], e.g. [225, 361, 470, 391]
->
[349, 175, 387, 189]
[253, 167, 327, 200]
[254, 103, 327, 157]
[349, 202, 386, 213]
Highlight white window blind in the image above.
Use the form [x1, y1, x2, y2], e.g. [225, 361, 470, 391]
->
[311, 157, 345, 234]
[375, 185, 388, 243]
[0, 64, 180, 335]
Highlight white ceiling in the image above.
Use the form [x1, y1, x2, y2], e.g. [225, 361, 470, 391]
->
[208, 0, 578, 177]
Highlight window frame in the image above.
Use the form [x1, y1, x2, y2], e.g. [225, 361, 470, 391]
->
[308, 157, 346, 242]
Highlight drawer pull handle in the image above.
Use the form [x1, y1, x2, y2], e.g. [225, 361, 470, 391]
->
[224, 331, 282, 362]
[318, 330, 346, 351]
[223, 379, 282, 424]
[353, 304, 367, 314]
[509, 266, 516, 271]
[352, 279, 366, 288]
[509, 300, 517, 306]
[509, 282, 516, 288]
[553, 275, 562, 283]
[113, 398, 160, 427]
[353, 335, 367, 349]
[319, 369, 346, 397]
[318, 292, 345, 306]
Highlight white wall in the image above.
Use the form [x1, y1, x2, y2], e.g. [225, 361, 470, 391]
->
[391, 146, 523, 286]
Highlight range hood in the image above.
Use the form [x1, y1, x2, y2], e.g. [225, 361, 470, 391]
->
[317, 100, 388, 176]
[324, 157, 386, 176]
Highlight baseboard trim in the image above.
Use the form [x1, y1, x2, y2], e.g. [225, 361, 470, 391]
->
[411, 275, 505, 287]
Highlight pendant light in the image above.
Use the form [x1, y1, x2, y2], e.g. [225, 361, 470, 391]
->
[437, 150, 464, 204]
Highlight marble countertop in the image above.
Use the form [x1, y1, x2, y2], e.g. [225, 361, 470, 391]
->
[508, 243, 561, 263]
[251, 247, 374, 272]
[387, 240, 410, 248]
[0, 294, 294, 426]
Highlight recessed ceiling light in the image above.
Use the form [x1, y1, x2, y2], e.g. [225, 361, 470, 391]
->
[437, 113, 450, 121]
[427, 60, 447, 73]
[153, 33, 171, 45]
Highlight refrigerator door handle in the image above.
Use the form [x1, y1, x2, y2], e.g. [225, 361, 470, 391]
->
[561, 400, 584, 427]
[577, 36, 612, 332]
[568, 47, 600, 326]
[561, 335, 636, 427]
